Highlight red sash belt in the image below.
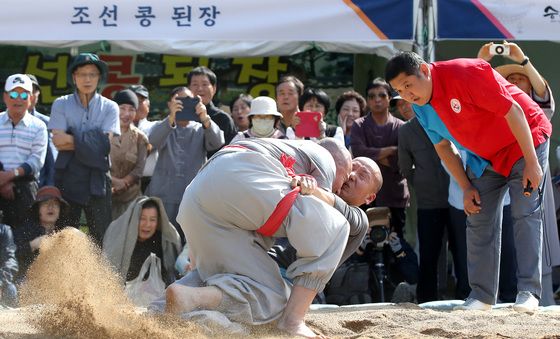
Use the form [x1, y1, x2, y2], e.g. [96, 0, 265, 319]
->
[223, 145, 300, 237]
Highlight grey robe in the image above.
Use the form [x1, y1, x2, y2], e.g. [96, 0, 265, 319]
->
[103, 196, 182, 285]
[169, 139, 350, 324]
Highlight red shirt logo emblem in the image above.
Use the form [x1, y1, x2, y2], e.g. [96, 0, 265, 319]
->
[450, 98, 461, 113]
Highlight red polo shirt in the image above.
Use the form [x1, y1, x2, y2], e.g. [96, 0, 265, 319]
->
[429, 58, 551, 177]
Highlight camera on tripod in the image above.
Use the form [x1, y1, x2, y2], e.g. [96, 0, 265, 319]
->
[364, 207, 392, 302]
[366, 207, 391, 246]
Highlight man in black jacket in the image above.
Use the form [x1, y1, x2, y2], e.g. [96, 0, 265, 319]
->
[187, 66, 237, 157]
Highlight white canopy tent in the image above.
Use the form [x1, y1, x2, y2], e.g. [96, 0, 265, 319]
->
[0, 0, 418, 57]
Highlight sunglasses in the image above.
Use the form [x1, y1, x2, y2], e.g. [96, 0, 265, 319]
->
[7, 91, 30, 100]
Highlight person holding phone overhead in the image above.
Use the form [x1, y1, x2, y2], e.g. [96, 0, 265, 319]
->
[478, 41, 560, 306]
[145, 86, 224, 244]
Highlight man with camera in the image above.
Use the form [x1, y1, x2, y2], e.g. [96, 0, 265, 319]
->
[352, 207, 418, 303]
[145, 86, 224, 244]
[478, 41, 560, 306]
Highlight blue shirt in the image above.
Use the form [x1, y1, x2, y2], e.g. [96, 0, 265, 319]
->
[0, 111, 48, 178]
[412, 103, 488, 178]
[48, 92, 120, 136]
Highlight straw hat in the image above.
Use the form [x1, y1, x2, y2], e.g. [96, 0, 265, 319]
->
[495, 64, 528, 79]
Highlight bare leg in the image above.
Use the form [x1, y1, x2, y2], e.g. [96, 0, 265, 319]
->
[277, 285, 325, 339]
[165, 284, 222, 314]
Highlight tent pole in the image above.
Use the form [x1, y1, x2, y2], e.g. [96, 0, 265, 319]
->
[416, 0, 435, 62]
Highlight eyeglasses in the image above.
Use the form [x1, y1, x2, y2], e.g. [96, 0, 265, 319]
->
[367, 93, 388, 99]
[7, 91, 30, 100]
[75, 72, 100, 79]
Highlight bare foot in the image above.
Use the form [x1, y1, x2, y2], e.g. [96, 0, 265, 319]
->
[277, 317, 325, 338]
[165, 284, 198, 314]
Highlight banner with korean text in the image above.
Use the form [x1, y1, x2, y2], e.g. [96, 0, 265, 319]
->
[0, 0, 416, 55]
[436, 0, 560, 40]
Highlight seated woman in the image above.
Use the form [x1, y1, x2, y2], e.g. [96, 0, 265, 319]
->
[103, 196, 181, 286]
[13, 186, 69, 283]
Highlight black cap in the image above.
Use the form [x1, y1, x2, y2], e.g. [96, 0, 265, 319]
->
[129, 84, 149, 99]
[113, 89, 139, 109]
[26, 74, 40, 91]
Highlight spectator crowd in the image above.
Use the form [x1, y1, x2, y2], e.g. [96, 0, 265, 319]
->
[1, 43, 559, 319]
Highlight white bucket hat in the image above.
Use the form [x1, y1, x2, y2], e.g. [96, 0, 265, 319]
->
[248, 96, 283, 118]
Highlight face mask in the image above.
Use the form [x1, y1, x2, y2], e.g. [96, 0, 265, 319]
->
[251, 118, 275, 137]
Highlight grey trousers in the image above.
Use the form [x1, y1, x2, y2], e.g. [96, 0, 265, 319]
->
[466, 140, 549, 304]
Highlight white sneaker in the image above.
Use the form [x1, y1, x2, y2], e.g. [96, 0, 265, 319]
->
[513, 291, 539, 313]
[453, 298, 492, 311]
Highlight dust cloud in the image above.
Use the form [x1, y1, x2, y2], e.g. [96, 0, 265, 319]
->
[18, 228, 206, 338]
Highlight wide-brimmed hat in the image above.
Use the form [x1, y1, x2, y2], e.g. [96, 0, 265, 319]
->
[247, 96, 283, 118]
[32, 186, 69, 209]
[67, 53, 108, 84]
[495, 64, 528, 79]
[4, 74, 33, 92]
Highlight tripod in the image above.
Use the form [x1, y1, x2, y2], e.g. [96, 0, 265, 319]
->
[371, 249, 386, 302]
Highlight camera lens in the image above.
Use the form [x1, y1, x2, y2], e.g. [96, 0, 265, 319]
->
[495, 46, 504, 54]
[370, 226, 389, 244]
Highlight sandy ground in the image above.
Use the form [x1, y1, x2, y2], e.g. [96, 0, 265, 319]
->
[2, 303, 560, 338]
[1, 229, 560, 339]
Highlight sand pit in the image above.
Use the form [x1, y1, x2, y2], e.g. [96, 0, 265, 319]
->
[1, 229, 559, 338]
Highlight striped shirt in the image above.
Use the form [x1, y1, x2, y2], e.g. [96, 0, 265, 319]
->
[0, 111, 48, 177]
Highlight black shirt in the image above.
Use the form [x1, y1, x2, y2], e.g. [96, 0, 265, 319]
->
[126, 231, 165, 282]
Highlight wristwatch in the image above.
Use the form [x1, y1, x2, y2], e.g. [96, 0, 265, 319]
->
[13, 168, 19, 177]
[201, 116, 211, 126]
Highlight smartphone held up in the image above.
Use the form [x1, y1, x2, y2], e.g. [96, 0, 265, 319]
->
[294, 111, 322, 138]
[176, 96, 201, 122]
